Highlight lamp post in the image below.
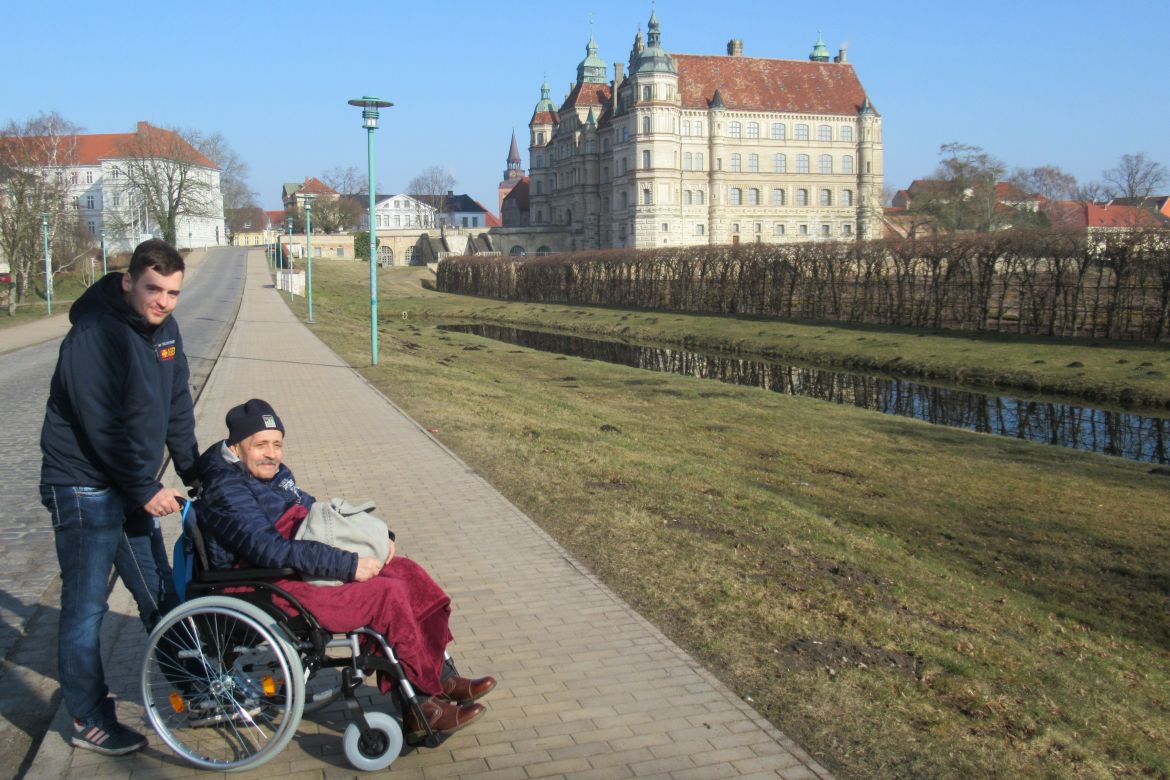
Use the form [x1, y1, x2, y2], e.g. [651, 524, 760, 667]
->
[286, 218, 294, 303]
[100, 229, 107, 275]
[303, 195, 314, 323]
[348, 96, 393, 366]
[188, 226, 192, 250]
[41, 212, 52, 315]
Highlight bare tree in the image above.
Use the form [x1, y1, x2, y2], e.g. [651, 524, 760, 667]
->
[1102, 152, 1169, 200]
[908, 143, 1006, 233]
[1009, 165, 1079, 201]
[106, 123, 223, 246]
[0, 112, 85, 305]
[196, 132, 256, 234]
[320, 165, 367, 197]
[1074, 181, 1109, 204]
[408, 165, 457, 226]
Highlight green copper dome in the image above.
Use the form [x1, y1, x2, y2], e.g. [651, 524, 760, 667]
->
[534, 80, 557, 115]
[809, 31, 830, 62]
[577, 34, 608, 84]
[634, 10, 677, 75]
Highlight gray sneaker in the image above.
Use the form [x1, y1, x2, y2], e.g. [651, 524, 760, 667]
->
[71, 719, 147, 756]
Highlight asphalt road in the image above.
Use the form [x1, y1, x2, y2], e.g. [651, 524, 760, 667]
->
[0, 246, 246, 777]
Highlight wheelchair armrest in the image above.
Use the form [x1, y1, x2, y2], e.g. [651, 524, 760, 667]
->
[197, 567, 297, 583]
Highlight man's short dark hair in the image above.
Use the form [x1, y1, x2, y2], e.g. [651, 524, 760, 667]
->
[128, 239, 185, 279]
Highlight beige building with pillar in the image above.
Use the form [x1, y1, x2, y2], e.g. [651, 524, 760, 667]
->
[500, 12, 883, 255]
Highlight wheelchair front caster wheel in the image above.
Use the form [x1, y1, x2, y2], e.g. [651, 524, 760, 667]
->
[344, 712, 403, 771]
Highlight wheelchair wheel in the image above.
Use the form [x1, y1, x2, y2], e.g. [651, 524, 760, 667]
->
[343, 711, 403, 771]
[141, 596, 305, 771]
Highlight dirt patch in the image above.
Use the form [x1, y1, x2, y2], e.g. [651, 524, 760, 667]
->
[600, 424, 621, 433]
[777, 637, 920, 678]
[810, 465, 858, 479]
[586, 477, 631, 490]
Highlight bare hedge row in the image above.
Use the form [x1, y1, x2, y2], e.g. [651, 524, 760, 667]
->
[436, 230, 1170, 341]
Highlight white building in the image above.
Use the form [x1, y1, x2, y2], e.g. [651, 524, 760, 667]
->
[48, 122, 226, 252]
[364, 194, 437, 231]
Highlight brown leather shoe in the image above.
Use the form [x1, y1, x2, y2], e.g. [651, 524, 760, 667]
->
[440, 674, 498, 704]
[404, 696, 486, 740]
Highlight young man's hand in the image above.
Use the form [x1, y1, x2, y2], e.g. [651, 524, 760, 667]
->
[143, 487, 184, 517]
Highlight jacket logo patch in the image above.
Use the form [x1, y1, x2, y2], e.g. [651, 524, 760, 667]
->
[158, 345, 177, 361]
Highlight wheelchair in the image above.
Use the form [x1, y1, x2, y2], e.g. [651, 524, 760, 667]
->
[139, 501, 457, 772]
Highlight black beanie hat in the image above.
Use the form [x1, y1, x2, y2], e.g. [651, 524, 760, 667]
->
[225, 398, 285, 445]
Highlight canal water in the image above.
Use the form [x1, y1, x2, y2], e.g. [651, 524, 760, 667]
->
[439, 323, 1170, 464]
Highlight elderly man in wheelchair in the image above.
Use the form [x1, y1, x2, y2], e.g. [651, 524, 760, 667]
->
[139, 399, 495, 771]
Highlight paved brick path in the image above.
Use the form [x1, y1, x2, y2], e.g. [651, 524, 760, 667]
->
[27, 251, 833, 779]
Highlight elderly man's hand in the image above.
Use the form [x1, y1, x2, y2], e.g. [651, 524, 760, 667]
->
[354, 557, 383, 582]
[144, 487, 184, 517]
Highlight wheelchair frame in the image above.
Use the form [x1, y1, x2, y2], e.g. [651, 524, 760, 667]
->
[140, 501, 452, 772]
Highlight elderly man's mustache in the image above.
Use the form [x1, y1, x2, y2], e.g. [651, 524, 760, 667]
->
[256, 458, 279, 466]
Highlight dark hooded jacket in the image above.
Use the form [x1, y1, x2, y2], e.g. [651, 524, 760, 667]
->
[196, 441, 357, 582]
[39, 272, 198, 511]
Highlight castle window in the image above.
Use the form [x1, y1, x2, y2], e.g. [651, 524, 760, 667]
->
[642, 150, 651, 170]
[685, 190, 693, 205]
[661, 222, 669, 232]
[111, 168, 120, 180]
[843, 223, 853, 235]
[748, 188, 760, 206]
[535, 180, 543, 194]
[771, 188, 785, 205]
[682, 120, 691, 136]
[800, 224, 809, 235]
[842, 189, 854, 206]
[754, 222, 762, 233]
[71, 171, 78, 184]
[642, 188, 652, 205]
[732, 223, 740, 233]
[730, 153, 741, 172]
[820, 154, 833, 174]
[796, 189, 809, 206]
[603, 138, 611, 151]
[820, 189, 832, 206]
[729, 188, 742, 205]
[643, 85, 652, 101]
[795, 124, 809, 140]
[748, 154, 759, 172]
[642, 116, 651, 134]
[684, 152, 693, 170]
[840, 126, 854, 142]
[621, 192, 628, 208]
[86, 170, 93, 184]
[773, 223, 785, 235]
[537, 209, 544, 222]
[774, 153, 787, 173]
[728, 121, 741, 138]
[695, 224, 705, 236]
[817, 125, 832, 141]
[771, 123, 785, 140]
[842, 155, 854, 175]
[696, 190, 705, 205]
[822, 224, 831, 236]
[86, 195, 95, 209]
[747, 122, 760, 139]
[537, 132, 545, 144]
[694, 121, 704, 137]
[696, 152, 704, 171]
[797, 154, 810, 174]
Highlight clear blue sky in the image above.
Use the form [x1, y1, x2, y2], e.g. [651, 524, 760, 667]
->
[4, 0, 1167, 213]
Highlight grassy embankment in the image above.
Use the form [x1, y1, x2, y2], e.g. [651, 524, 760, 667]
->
[293, 260, 1169, 779]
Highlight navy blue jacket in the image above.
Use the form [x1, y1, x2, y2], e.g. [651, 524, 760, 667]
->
[40, 272, 198, 510]
[196, 442, 358, 582]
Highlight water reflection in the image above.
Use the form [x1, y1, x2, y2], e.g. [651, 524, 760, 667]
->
[439, 323, 1170, 464]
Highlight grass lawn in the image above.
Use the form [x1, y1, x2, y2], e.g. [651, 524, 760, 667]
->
[295, 261, 1170, 778]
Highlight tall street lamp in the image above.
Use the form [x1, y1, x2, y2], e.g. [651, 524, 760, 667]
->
[100, 229, 108, 275]
[348, 96, 393, 366]
[41, 212, 52, 315]
[286, 218, 294, 303]
[303, 195, 314, 323]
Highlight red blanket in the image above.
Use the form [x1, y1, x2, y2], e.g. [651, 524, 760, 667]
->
[265, 504, 453, 694]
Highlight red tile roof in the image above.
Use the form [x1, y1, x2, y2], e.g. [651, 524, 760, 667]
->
[531, 111, 559, 125]
[299, 176, 338, 196]
[560, 81, 612, 112]
[1042, 200, 1169, 229]
[674, 55, 873, 116]
[0, 121, 217, 169]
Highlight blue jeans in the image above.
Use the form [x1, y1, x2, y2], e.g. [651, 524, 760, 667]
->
[41, 485, 179, 726]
